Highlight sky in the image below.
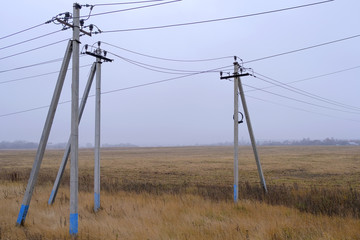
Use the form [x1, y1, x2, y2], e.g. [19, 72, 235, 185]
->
[0, 0, 359, 146]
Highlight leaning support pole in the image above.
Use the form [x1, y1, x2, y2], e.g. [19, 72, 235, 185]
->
[94, 56, 101, 212]
[48, 62, 97, 205]
[16, 40, 73, 226]
[237, 77, 268, 193]
[70, 3, 81, 237]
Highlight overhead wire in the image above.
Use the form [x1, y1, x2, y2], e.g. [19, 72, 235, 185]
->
[246, 95, 360, 123]
[0, 58, 64, 74]
[243, 34, 360, 64]
[100, 0, 334, 33]
[0, 39, 69, 61]
[243, 65, 360, 94]
[0, 64, 93, 85]
[0, 30, 63, 51]
[0, 64, 232, 118]
[102, 42, 232, 62]
[84, 0, 181, 18]
[93, 0, 170, 6]
[0, 22, 49, 41]
[253, 72, 360, 112]
[109, 52, 217, 74]
[241, 80, 360, 115]
[0, 55, 86, 74]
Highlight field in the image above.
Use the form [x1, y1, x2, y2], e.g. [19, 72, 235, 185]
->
[0, 146, 359, 239]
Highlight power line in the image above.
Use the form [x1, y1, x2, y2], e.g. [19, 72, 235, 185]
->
[244, 65, 360, 92]
[283, 66, 360, 85]
[0, 55, 86, 74]
[102, 42, 232, 62]
[242, 81, 360, 115]
[86, 0, 181, 18]
[246, 94, 360, 123]
[243, 34, 360, 64]
[0, 22, 49, 41]
[0, 64, 92, 85]
[93, 0, 170, 6]
[0, 64, 231, 118]
[0, 58, 63, 74]
[253, 72, 360, 112]
[110, 52, 218, 75]
[0, 39, 69, 61]
[101, 64, 231, 95]
[0, 30, 63, 51]
[100, 0, 334, 33]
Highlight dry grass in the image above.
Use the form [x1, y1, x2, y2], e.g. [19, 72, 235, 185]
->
[0, 146, 359, 239]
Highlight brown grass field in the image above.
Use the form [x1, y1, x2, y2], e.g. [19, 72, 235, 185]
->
[0, 146, 359, 239]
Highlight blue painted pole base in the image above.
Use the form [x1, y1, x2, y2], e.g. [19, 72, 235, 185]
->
[69, 213, 78, 235]
[233, 184, 238, 203]
[48, 190, 55, 205]
[94, 193, 100, 211]
[16, 204, 29, 226]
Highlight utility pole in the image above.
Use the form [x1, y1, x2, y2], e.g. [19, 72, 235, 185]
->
[70, 3, 81, 237]
[94, 46, 101, 212]
[220, 57, 268, 203]
[16, 40, 72, 226]
[233, 62, 240, 203]
[84, 42, 112, 212]
[48, 62, 96, 205]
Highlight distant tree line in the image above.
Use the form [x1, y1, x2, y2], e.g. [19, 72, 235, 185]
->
[259, 138, 360, 146]
[0, 138, 359, 150]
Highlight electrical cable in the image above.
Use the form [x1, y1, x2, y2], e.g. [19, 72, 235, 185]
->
[253, 72, 360, 112]
[0, 39, 69, 61]
[101, 64, 231, 95]
[246, 94, 360, 123]
[109, 52, 210, 74]
[0, 55, 86, 74]
[93, 0, 169, 6]
[0, 64, 93, 85]
[0, 22, 49, 41]
[100, 0, 334, 33]
[84, 0, 181, 18]
[102, 42, 232, 62]
[243, 34, 360, 64]
[0, 30, 63, 51]
[244, 65, 360, 95]
[0, 64, 231, 118]
[0, 58, 64, 74]
[241, 82, 360, 115]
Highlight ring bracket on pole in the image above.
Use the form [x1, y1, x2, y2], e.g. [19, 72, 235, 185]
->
[233, 111, 244, 124]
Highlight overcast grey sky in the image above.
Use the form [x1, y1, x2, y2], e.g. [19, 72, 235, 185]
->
[0, 0, 359, 146]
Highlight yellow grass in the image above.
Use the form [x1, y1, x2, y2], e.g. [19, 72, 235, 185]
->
[0, 146, 359, 239]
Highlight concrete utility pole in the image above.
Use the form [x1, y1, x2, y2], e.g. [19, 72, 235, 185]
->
[70, 3, 81, 237]
[94, 50, 101, 212]
[48, 62, 97, 205]
[233, 62, 240, 203]
[220, 57, 268, 202]
[16, 40, 73, 226]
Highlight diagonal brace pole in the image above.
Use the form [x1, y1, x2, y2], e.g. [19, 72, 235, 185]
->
[237, 77, 268, 193]
[16, 40, 73, 226]
[48, 62, 97, 205]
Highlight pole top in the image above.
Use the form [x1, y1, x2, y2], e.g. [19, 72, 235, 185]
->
[74, 3, 82, 9]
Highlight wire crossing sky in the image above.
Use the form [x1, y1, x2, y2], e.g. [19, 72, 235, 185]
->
[0, 0, 359, 146]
